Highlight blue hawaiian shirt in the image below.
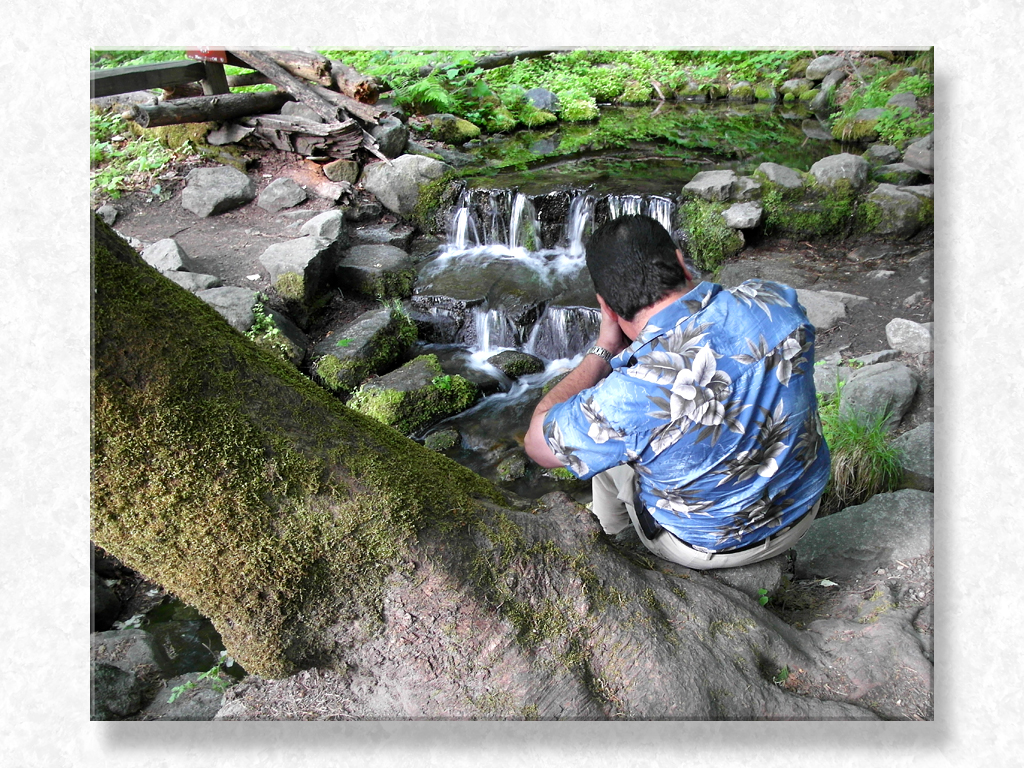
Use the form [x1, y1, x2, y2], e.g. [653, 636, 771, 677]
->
[544, 280, 830, 552]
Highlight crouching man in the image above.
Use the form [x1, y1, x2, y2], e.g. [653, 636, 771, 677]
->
[525, 215, 829, 570]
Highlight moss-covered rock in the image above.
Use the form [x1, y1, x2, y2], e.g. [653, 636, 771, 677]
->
[761, 180, 859, 240]
[348, 354, 479, 435]
[857, 183, 924, 239]
[428, 113, 482, 145]
[336, 244, 417, 300]
[677, 198, 745, 272]
[486, 350, 545, 379]
[310, 307, 417, 395]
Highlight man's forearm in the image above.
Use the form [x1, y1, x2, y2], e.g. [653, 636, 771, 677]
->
[524, 353, 612, 467]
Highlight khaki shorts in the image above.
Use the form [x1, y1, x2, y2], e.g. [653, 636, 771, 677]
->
[592, 464, 820, 570]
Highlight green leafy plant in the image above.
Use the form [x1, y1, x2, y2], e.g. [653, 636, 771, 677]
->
[756, 588, 770, 606]
[167, 651, 235, 703]
[773, 666, 790, 685]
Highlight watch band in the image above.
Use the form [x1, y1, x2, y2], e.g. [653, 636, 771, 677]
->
[586, 345, 614, 363]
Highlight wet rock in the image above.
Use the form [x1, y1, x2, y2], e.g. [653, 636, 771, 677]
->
[497, 452, 529, 482]
[181, 166, 256, 217]
[487, 350, 545, 379]
[423, 427, 461, 452]
[427, 113, 481, 145]
[351, 222, 417, 250]
[310, 308, 416, 395]
[91, 628, 173, 679]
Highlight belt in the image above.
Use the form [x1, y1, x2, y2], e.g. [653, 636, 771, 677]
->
[673, 502, 818, 556]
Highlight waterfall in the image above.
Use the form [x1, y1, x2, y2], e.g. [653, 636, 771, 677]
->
[564, 193, 595, 257]
[525, 305, 601, 361]
[508, 192, 540, 251]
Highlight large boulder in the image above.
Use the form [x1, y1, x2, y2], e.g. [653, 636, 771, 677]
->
[794, 289, 848, 331]
[91, 662, 145, 720]
[336, 244, 416, 299]
[892, 422, 934, 491]
[181, 166, 256, 217]
[361, 155, 452, 217]
[427, 113, 482, 145]
[839, 360, 919, 431]
[309, 307, 417, 395]
[683, 170, 738, 202]
[805, 54, 847, 81]
[721, 202, 763, 230]
[809, 153, 871, 191]
[258, 235, 343, 310]
[756, 162, 805, 190]
[863, 184, 925, 239]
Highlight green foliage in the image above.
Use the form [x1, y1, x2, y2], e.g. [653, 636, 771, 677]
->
[679, 198, 743, 272]
[817, 380, 904, 514]
[757, 588, 770, 607]
[245, 296, 293, 362]
[90, 49, 184, 69]
[90, 108, 184, 199]
[167, 651, 235, 703]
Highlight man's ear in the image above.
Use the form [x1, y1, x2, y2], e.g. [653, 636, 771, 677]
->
[676, 249, 693, 282]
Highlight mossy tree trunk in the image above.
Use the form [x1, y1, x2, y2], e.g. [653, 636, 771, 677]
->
[91, 217, 874, 719]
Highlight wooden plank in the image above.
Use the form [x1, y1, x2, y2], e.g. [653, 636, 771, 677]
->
[199, 62, 230, 96]
[90, 60, 208, 98]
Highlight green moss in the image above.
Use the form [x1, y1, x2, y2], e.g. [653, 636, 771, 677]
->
[679, 198, 744, 271]
[313, 310, 417, 395]
[150, 122, 215, 151]
[347, 355, 479, 435]
[761, 179, 858, 240]
[520, 106, 558, 128]
[91, 216, 504, 678]
[274, 272, 305, 301]
[559, 91, 599, 122]
[616, 80, 653, 104]
[412, 170, 458, 233]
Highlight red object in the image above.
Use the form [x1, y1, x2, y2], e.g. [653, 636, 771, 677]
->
[186, 49, 228, 64]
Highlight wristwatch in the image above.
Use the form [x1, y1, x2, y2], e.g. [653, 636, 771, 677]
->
[586, 345, 614, 363]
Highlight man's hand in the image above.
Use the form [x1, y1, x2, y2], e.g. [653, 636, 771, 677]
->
[524, 295, 628, 468]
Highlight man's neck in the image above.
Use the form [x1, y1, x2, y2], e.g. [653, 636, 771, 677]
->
[624, 281, 697, 339]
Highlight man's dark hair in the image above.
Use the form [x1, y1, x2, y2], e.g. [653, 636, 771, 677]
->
[585, 214, 689, 321]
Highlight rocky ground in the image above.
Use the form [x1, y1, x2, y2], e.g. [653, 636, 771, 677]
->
[94, 143, 934, 721]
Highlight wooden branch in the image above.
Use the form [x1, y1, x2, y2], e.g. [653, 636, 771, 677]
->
[261, 49, 334, 86]
[91, 60, 207, 98]
[328, 60, 382, 104]
[307, 82, 381, 125]
[230, 50, 343, 123]
[129, 90, 291, 128]
[417, 49, 565, 77]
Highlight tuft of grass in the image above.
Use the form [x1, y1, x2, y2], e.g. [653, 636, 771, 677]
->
[817, 382, 903, 514]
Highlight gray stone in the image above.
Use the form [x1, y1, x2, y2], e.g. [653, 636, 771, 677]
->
[142, 238, 188, 272]
[141, 672, 228, 721]
[525, 87, 561, 112]
[336, 244, 416, 299]
[816, 290, 870, 308]
[162, 271, 223, 293]
[864, 184, 924, 239]
[732, 176, 762, 201]
[181, 166, 256, 217]
[805, 54, 847, 81]
[705, 553, 788, 601]
[91, 572, 121, 632]
[258, 235, 342, 305]
[91, 628, 173, 678]
[424, 427, 461, 452]
[370, 115, 410, 159]
[299, 209, 347, 243]
[91, 662, 145, 720]
[794, 489, 933, 579]
[813, 353, 851, 399]
[257, 177, 307, 213]
[899, 184, 934, 200]
[96, 204, 118, 225]
[795, 289, 847, 331]
[852, 349, 901, 367]
[683, 170, 738, 202]
[886, 317, 933, 354]
[721, 202, 763, 229]
[756, 162, 805, 190]
[801, 118, 834, 141]
[840, 361, 919, 431]
[195, 286, 259, 333]
[892, 422, 934, 491]
[427, 113, 481, 144]
[867, 269, 896, 280]
[497, 452, 529, 482]
[886, 92, 918, 110]
[351, 222, 417, 249]
[486, 350, 545, 379]
[863, 144, 902, 166]
[310, 308, 414, 394]
[780, 78, 814, 97]
[323, 158, 361, 184]
[872, 162, 923, 186]
[809, 153, 870, 190]
[361, 154, 452, 216]
[903, 134, 934, 176]
[281, 101, 324, 122]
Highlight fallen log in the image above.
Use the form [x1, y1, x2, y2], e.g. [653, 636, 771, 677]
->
[307, 82, 382, 125]
[230, 50, 343, 123]
[260, 49, 334, 86]
[417, 49, 566, 77]
[237, 114, 364, 159]
[328, 60, 382, 104]
[129, 90, 291, 128]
